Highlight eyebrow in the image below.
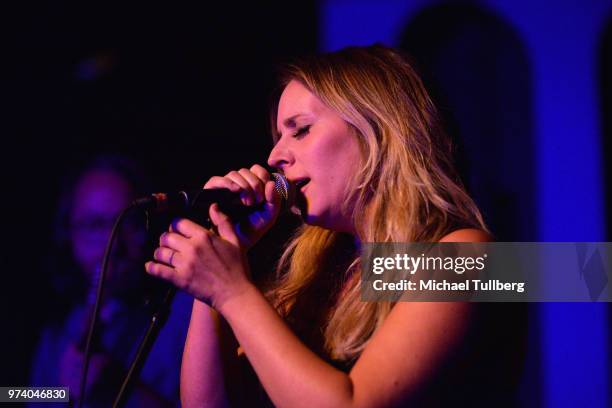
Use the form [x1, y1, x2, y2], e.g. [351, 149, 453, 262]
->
[276, 114, 310, 136]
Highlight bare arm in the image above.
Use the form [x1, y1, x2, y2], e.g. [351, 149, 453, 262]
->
[218, 283, 471, 408]
[214, 228, 490, 408]
[180, 300, 231, 408]
[152, 223, 489, 408]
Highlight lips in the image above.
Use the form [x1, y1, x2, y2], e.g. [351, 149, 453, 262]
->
[294, 178, 310, 193]
[293, 178, 310, 192]
[289, 178, 310, 217]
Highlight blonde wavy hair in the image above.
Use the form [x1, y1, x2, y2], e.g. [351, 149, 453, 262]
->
[266, 45, 487, 365]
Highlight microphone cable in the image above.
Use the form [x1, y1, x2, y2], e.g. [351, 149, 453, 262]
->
[77, 204, 138, 408]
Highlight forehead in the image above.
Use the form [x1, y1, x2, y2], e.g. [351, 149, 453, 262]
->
[277, 80, 325, 129]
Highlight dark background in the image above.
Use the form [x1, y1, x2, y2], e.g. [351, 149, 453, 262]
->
[2, 1, 318, 386]
[2, 1, 611, 407]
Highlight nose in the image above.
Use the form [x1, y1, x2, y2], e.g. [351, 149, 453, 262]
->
[267, 139, 294, 170]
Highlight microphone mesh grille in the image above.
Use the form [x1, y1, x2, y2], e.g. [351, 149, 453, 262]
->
[271, 172, 294, 208]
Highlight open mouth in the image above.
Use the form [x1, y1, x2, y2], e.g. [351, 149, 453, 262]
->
[291, 178, 310, 217]
[294, 178, 310, 192]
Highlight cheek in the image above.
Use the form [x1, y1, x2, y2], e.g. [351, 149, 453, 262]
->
[311, 130, 361, 168]
[309, 132, 361, 183]
[328, 140, 362, 184]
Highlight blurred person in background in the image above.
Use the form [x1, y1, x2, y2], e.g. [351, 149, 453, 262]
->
[29, 154, 191, 407]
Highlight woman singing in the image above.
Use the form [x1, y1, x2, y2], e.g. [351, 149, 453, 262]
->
[146, 45, 501, 407]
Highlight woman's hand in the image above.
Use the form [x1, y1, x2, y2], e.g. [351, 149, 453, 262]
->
[203, 164, 282, 250]
[145, 203, 254, 310]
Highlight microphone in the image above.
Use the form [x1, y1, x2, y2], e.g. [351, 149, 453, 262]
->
[132, 172, 294, 220]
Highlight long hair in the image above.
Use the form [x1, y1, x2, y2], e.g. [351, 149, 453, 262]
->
[266, 45, 487, 364]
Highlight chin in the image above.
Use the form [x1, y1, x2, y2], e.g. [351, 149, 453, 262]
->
[301, 212, 347, 233]
[295, 199, 353, 232]
[297, 209, 325, 228]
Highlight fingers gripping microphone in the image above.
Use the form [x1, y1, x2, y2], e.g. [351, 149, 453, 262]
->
[132, 173, 294, 221]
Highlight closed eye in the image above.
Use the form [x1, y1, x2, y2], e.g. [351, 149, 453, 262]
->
[292, 125, 311, 139]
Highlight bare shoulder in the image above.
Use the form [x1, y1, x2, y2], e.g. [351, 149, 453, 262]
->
[350, 299, 472, 406]
[439, 228, 493, 243]
[347, 229, 490, 405]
